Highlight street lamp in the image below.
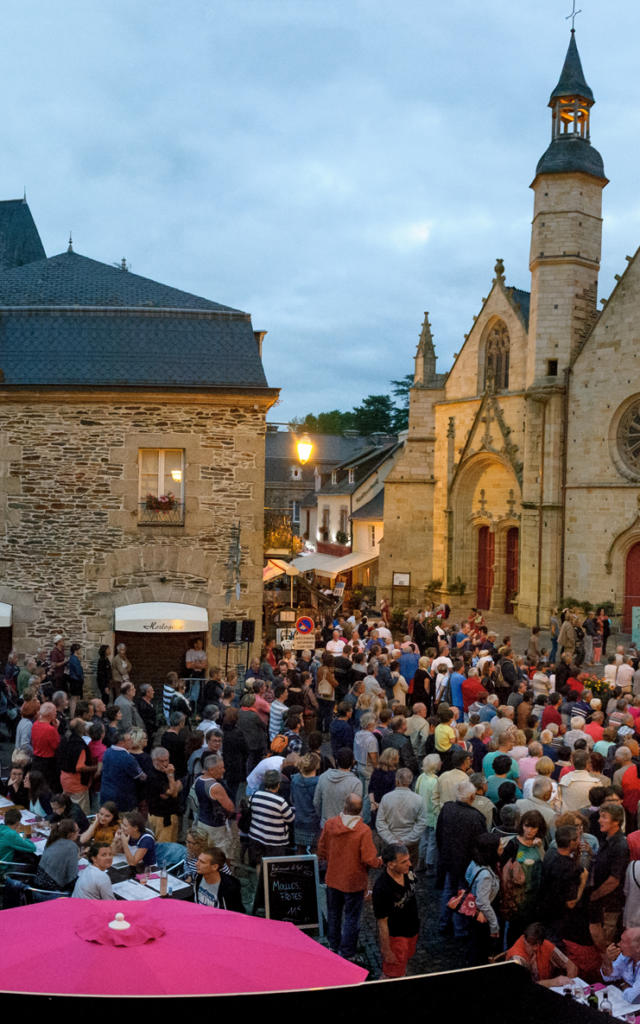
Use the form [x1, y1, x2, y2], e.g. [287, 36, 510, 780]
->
[296, 434, 313, 465]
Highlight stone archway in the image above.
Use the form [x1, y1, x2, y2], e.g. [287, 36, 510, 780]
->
[449, 453, 521, 614]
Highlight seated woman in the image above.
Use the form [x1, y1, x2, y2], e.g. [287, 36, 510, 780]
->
[49, 793, 90, 835]
[193, 846, 244, 911]
[23, 769, 53, 818]
[112, 811, 156, 871]
[71, 842, 115, 900]
[181, 827, 208, 883]
[0, 766, 29, 807]
[80, 801, 120, 847]
[34, 819, 80, 892]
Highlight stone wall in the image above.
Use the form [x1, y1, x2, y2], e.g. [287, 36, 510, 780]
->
[0, 389, 271, 681]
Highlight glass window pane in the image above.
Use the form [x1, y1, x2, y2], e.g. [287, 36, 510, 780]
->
[163, 449, 184, 499]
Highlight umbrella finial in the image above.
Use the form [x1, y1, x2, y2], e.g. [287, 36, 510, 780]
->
[109, 912, 131, 931]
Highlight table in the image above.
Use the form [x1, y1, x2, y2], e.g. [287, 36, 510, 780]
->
[112, 874, 192, 901]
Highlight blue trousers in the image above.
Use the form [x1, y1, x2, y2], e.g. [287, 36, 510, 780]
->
[439, 871, 470, 939]
[326, 887, 364, 958]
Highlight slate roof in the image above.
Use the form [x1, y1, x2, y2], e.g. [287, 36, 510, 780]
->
[0, 238, 272, 390]
[350, 490, 384, 521]
[509, 288, 530, 329]
[0, 250, 240, 311]
[0, 309, 269, 387]
[549, 32, 594, 104]
[317, 442, 401, 496]
[535, 136, 605, 180]
[0, 199, 46, 271]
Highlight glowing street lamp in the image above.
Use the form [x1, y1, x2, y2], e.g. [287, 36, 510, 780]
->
[171, 469, 183, 483]
[296, 434, 313, 465]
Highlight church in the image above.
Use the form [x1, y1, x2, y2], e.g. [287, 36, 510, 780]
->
[379, 30, 640, 631]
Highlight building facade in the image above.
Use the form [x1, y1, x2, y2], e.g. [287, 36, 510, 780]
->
[0, 201, 277, 682]
[380, 31, 640, 628]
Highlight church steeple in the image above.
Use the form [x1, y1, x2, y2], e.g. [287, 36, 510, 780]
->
[414, 312, 437, 385]
[535, 32, 605, 181]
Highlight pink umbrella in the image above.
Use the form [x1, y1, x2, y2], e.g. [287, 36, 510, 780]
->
[0, 898, 367, 996]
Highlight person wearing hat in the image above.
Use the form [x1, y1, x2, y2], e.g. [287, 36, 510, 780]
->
[248, 768, 294, 865]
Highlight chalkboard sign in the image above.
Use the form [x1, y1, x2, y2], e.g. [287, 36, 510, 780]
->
[262, 855, 322, 934]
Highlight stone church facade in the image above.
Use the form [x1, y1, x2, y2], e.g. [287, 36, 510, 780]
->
[0, 200, 277, 681]
[380, 31, 640, 629]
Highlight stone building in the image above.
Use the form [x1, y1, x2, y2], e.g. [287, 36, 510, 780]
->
[0, 200, 278, 683]
[380, 31, 640, 629]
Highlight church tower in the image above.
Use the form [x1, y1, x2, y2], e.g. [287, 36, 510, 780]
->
[518, 30, 608, 624]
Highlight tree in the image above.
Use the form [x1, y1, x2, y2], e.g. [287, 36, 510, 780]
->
[351, 394, 395, 435]
[390, 373, 413, 431]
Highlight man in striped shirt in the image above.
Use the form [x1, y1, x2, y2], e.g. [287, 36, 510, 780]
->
[248, 769, 295, 865]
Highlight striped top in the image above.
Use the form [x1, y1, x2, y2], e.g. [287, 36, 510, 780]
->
[249, 789, 295, 846]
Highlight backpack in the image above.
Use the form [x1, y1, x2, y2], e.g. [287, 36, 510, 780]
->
[499, 856, 527, 920]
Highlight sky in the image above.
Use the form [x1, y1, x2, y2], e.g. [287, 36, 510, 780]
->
[3, 0, 640, 422]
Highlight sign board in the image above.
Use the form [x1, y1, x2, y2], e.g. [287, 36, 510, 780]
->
[262, 855, 322, 933]
[278, 609, 297, 623]
[276, 627, 296, 650]
[392, 572, 411, 587]
[633, 607, 640, 647]
[333, 581, 345, 598]
[292, 633, 316, 650]
[295, 615, 314, 634]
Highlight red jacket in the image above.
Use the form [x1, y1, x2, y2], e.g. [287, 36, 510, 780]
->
[461, 679, 488, 713]
[317, 815, 381, 892]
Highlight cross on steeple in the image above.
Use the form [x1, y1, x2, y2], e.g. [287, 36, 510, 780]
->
[566, 0, 582, 32]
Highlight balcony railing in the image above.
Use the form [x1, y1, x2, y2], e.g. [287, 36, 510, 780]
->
[138, 502, 185, 526]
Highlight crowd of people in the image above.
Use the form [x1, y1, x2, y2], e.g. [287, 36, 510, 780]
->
[3, 607, 640, 994]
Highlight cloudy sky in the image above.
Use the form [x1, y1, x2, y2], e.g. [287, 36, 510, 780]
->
[4, 1, 639, 421]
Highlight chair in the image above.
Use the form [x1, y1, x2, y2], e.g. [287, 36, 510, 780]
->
[156, 842, 186, 872]
[0, 859, 33, 883]
[2, 872, 34, 909]
[25, 885, 69, 904]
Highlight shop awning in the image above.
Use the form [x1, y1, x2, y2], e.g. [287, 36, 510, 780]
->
[115, 602, 209, 633]
[263, 558, 300, 583]
[0, 603, 12, 627]
[291, 550, 377, 580]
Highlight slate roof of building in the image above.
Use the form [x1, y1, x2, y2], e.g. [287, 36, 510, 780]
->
[0, 250, 241, 311]
[317, 441, 401, 496]
[0, 242, 271, 389]
[350, 490, 384, 521]
[0, 199, 46, 271]
[265, 431, 374, 483]
[509, 287, 530, 329]
[535, 136, 605, 180]
[549, 32, 594, 104]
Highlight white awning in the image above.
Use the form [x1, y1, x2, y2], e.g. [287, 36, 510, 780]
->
[263, 558, 300, 583]
[0, 602, 12, 628]
[115, 602, 208, 633]
[291, 551, 377, 579]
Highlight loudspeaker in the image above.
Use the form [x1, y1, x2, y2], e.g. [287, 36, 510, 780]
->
[240, 619, 255, 643]
[219, 619, 237, 644]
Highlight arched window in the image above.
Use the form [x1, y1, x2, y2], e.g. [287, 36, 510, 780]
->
[484, 321, 510, 391]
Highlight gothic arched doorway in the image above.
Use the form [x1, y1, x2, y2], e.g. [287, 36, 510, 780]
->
[624, 542, 640, 630]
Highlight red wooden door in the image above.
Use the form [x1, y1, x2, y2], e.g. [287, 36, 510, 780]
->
[505, 527, 519, 614]
[477, 526, 494, 610]
[624, 543, 640, 630]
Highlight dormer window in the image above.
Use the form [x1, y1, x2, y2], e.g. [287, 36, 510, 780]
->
[331, 470, 337, 485]
[348, 469, 355, 484]
[291, 466, 302, 481]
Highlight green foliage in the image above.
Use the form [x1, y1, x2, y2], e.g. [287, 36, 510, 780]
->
[336, 530, 349, 545]
[425, 579, 443, 593]
[448, 576, 467, 596]
[291, 373, 412, 435]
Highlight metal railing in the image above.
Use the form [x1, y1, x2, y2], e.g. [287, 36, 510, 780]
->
[138, 501, 185, 526]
